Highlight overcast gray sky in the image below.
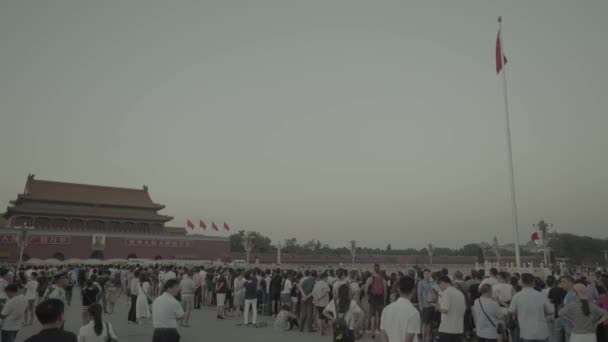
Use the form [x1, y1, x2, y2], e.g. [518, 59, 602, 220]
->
[1, 0, 607, 249]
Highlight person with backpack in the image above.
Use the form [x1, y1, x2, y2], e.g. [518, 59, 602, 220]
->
[44, 272, 68, 307]
[36, 272, 49, 302]
[366, 264, 387, 339]
[324, 284, 363, 342]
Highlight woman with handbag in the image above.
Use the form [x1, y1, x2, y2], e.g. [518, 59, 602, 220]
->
[136, 273, 152, 324]
[472, 284, 506, 342]
[78, 304, 118, 342]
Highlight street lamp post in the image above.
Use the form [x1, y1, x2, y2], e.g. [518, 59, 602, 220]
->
[493, 236, 501, 268]
[533, 219, 553, 267]
[350, 240, 356, 265]
[243, 233, 255, 264]
[15, 225, 34, 268]
[428, 243, 434, 266]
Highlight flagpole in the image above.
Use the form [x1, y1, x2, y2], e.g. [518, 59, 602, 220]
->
[498, 16, 521, 270]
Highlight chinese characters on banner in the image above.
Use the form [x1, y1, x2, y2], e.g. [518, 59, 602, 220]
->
[125, 238, 193, 248]
[0, 235, 71, 245]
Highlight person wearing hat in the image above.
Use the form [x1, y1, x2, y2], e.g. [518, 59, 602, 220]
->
[558, 283, 608, 342]
[44, 271, 68, 307]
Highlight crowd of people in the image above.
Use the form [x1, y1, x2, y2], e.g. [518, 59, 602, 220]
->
[0, 262, 607, 342]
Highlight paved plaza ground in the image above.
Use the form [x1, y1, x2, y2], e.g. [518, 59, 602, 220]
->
[14, 292, 342, 342]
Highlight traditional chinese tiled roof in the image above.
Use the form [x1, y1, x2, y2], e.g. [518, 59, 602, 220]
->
[16, 175, 164, 209]
[3, 175, 173, 222]
[5, 203, 172, 222]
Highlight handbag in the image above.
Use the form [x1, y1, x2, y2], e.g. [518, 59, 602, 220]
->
[478, 298, 506, 337]
[105, 321, 117, 342]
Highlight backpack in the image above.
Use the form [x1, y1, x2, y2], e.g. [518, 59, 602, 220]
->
[332, 312, 353, 342]
[42, 285, 56, 301]
[37, 279, 49, 297]
[370, 275, 385, 297]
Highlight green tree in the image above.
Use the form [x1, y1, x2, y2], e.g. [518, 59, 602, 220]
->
[549, 233, 608, 264]
[229, 230, 274, 253]
[461, 243, 481, 256]
[282, 238, 300, 253]
[477, 246, 485, 264]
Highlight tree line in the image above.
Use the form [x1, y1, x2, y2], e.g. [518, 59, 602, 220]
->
[229, 230, 608, 265]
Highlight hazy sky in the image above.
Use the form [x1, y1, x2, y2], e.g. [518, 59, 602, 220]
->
[1, 0, 607, 249]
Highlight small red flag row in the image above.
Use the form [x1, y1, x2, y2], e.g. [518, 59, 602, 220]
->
[186, 219, 230, 232]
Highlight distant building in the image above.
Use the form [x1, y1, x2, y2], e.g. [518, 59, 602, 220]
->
[0, 175, 228, 262]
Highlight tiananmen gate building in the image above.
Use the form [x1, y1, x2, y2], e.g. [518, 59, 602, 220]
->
[0, 175, 229, 262]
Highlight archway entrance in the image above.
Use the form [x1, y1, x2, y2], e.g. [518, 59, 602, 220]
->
[52, 252, 65, 261]
[90, 251, 104, 260]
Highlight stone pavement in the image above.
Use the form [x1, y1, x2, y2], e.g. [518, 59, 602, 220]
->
[15, 292, 335, 342]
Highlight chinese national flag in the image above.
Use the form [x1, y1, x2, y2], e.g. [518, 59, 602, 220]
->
[223, 222, 230, 231]
[211, 221, 219, 231]
[186, 219, 195, 230]
[199, 220, 207, 230]
[496, 30, 508, 74]
[531, 232, 540, 241]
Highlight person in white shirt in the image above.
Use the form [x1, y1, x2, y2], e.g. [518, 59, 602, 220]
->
[280, 274, 293, 308]
[480, 268, 499, 288]
[197, 267, 208, 306]
[472, 284, 504, 342]
[380, 276, 420, 342]
[348, 270, 361, 302]
[0, 284, 27, 342]
[509, 273, 554, 342]
[24, 272, 39, 325]
[492, 271, 514, 307]
[78, 304, 118, 342]
[152, 279, 184, 342]
[136, 274, 151, 324]
[164, 268, 177, 281]
[434, 276, 466, 342]
[179, 270, 194, 327]
[312, 272, 331, 336]
[0, 269, 8, 306]
[46, 272, 68, 307]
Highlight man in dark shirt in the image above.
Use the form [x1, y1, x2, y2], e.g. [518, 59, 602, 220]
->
[24, 299, 77, 342]
[547, 276, 567, 318]
[269, 269, 283, 317]
[243, 272, 258, 326]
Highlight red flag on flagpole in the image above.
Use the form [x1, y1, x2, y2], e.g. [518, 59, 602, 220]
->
[186, 219, 195, 230]
[211, 221, 219, 231]
[199, 220, 207, 230]
[223, 222, 230, 231]
[531, 232, 540, 241]
[496, 30, 508, 74]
